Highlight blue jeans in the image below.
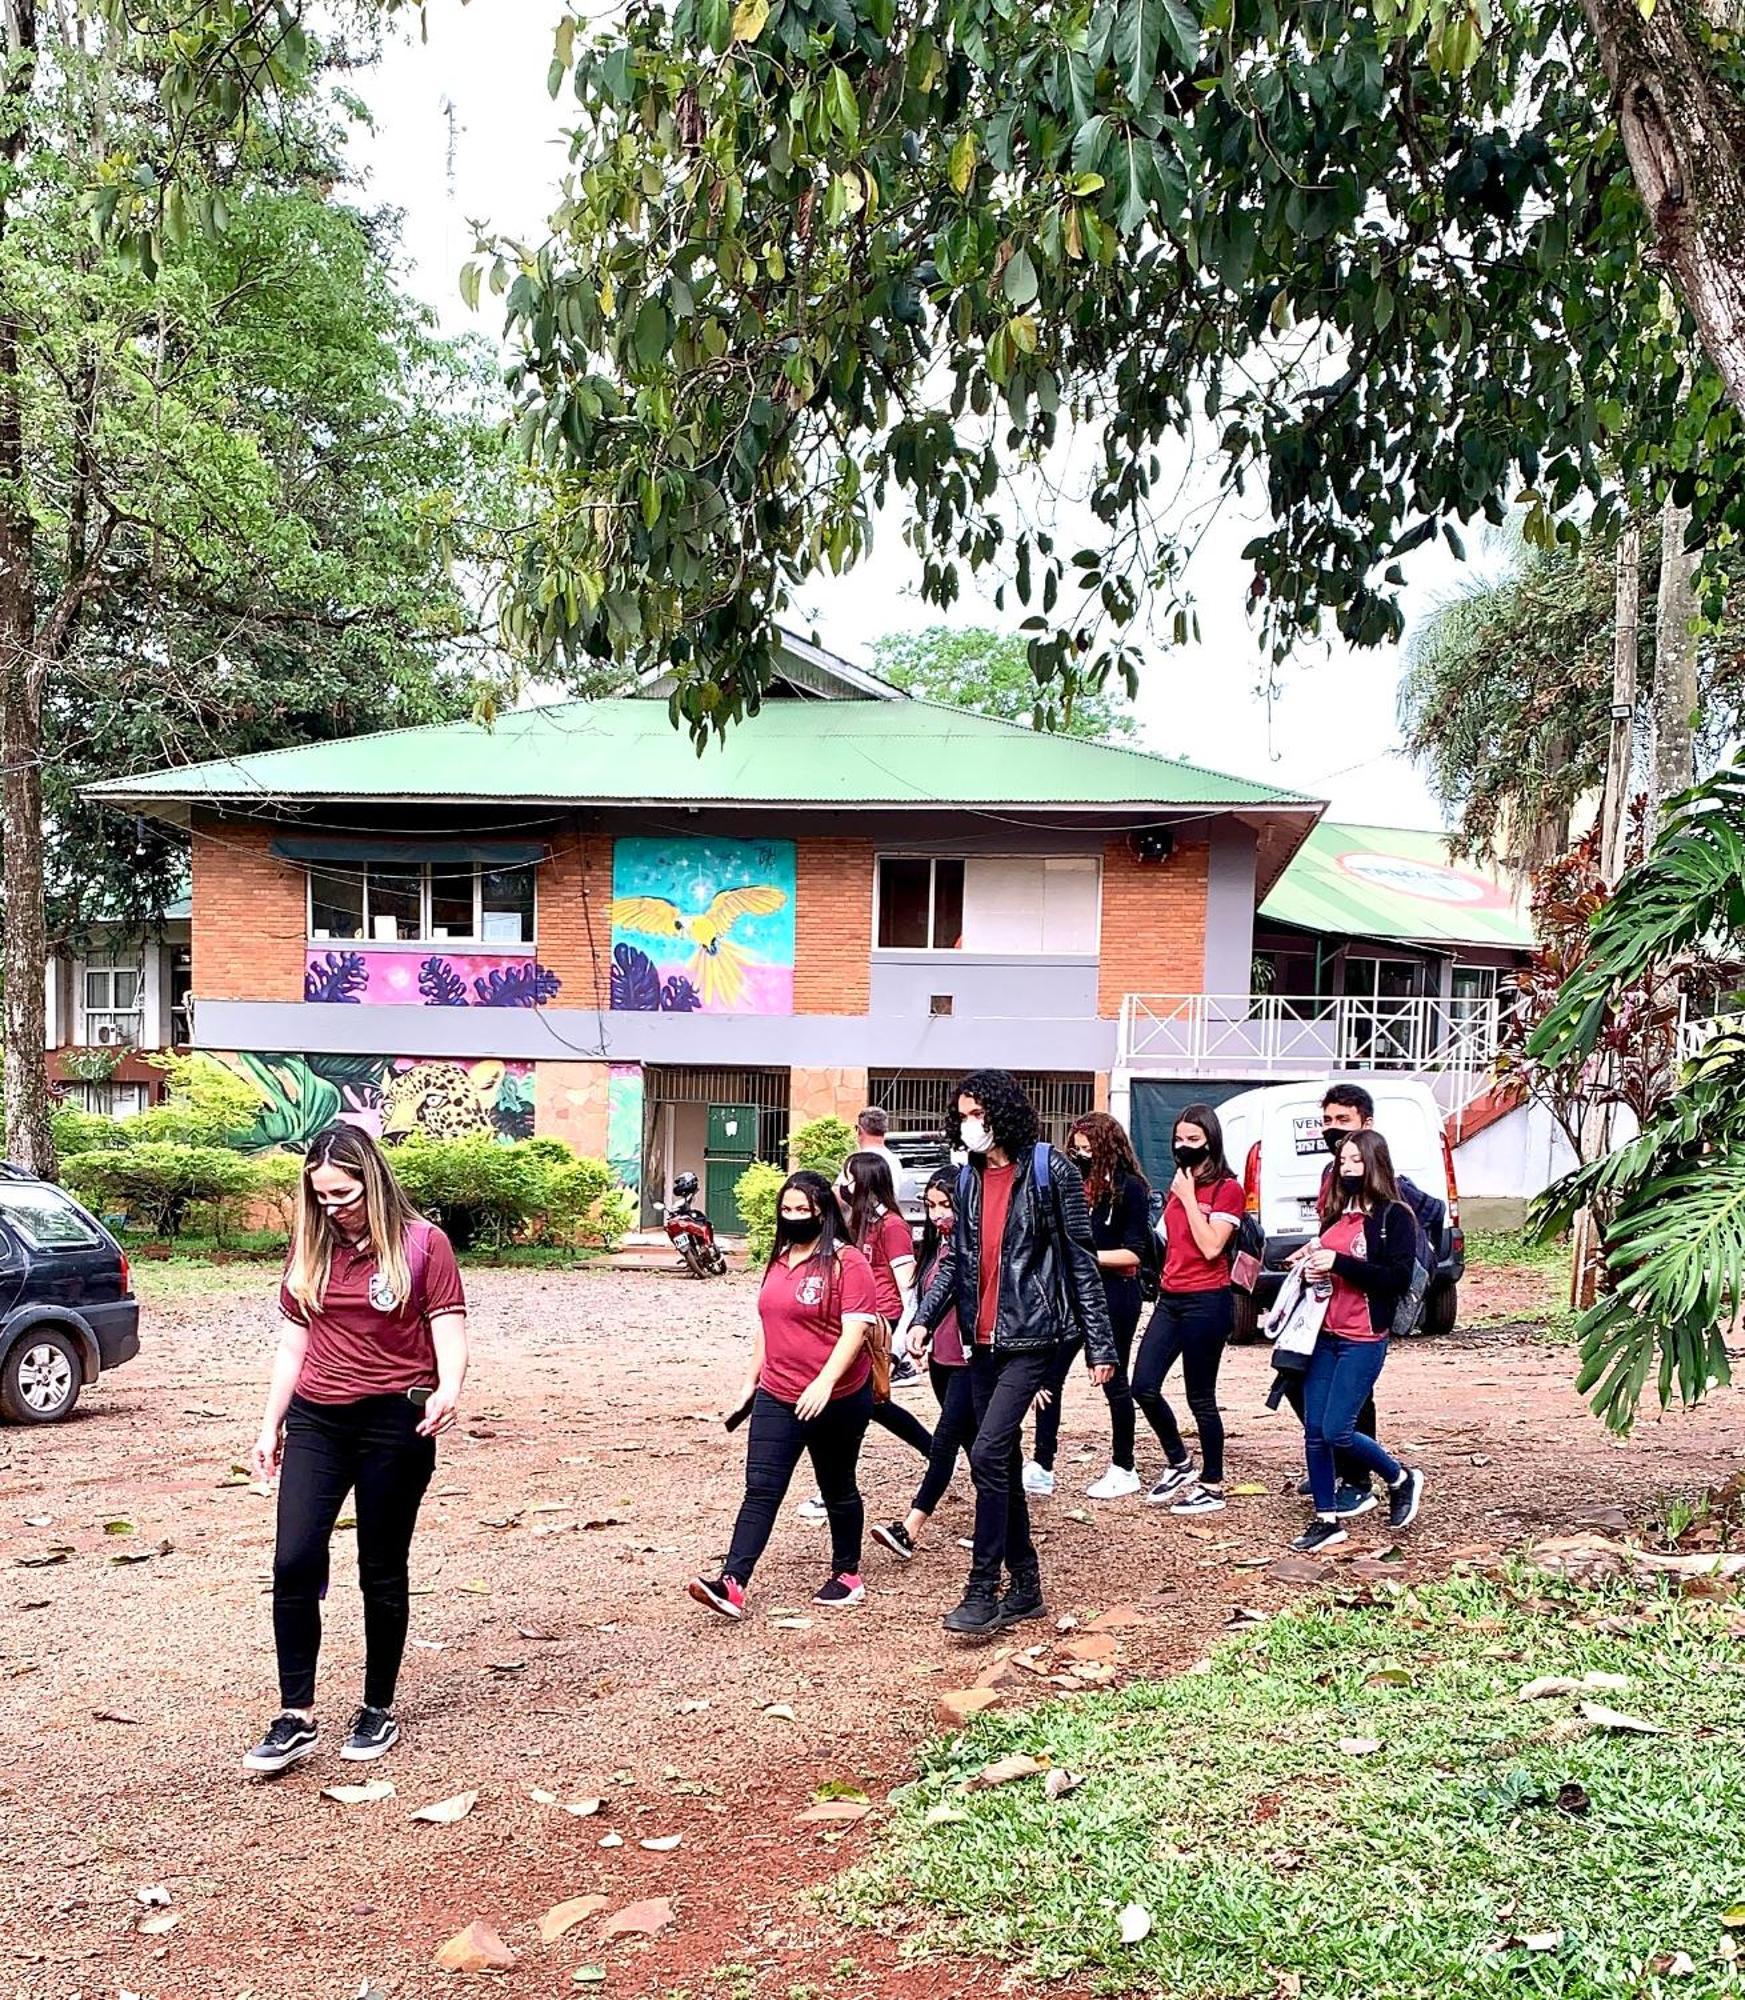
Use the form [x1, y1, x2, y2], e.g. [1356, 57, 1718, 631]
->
[1301, 1335, 1402, 1513]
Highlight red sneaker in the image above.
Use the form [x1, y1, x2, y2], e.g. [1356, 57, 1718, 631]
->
[687, 1572, 745, 1619]
[813, 1572, 866, 1607]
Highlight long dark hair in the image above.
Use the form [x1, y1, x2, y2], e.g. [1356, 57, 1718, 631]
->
[768, 1169, 850, 1269]
[917, 1167, 957, 1274]
[1319, 1127, 1402, 1230]
[949, 1068, 1039, 1157]
[1174, 1101, 1231, 1184]
[840, 1149, 899, 1247]
[1065, 1111, 1142, 1208]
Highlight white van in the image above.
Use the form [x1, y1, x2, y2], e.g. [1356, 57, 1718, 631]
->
[1215, 1078, 1463, 1341]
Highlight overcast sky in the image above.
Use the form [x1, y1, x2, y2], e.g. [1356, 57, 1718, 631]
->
[352, 7, 1483, 828]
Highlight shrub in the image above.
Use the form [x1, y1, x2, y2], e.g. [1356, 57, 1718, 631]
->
[50, 1105, 133, 1159]
[251, 1152, 304, 1235]
[792, 1115, 855, 1176]
[62, 1143, 259, 1239]
[388, 1135, 630, 1252]
[735, 1160, 785, 1262]
[134, 1053, 266, 1149]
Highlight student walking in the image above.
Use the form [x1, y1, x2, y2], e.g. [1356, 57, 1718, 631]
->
[1132, 1103, 1242, 1515]
[872, 1171, 977, 1562]
[913, 1070, 1115, 1636]
[1292, 1129, 1426, 1553]
[244, 1124, 468, 1776]
[690, 1172, 879, 1617]
[1024, 1114, 1148, 1501]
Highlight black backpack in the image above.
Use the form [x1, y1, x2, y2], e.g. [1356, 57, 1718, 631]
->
[1139, 1182, 1165, 1303]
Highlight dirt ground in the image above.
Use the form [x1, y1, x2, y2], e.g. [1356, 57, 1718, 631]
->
[3, 1261, 1741, 2000]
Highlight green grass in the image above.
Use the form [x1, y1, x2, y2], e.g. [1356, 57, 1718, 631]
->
[131, 1258, 268, 1299]
[1465, 1226, 1568, 1275]
[844, 1569, 1745, 1996]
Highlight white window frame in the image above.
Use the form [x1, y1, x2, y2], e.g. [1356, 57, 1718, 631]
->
[306, 861, 538, 950]
[871, 852, 1103, 958]
[79, 963, 145, 1046]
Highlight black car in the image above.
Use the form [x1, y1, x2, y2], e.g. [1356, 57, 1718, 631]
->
[0, 1167, 139, 1423]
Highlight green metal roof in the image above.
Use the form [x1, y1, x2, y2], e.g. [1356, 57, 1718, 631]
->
[87, 697, 1317, 814]
[1262, 821, 1534, 949]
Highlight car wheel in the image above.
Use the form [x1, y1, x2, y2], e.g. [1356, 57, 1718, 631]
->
[1, 1328, 83, 1423]
[1230, 1290, 1262, 1344]
[1419, 1279, 1458, 1338]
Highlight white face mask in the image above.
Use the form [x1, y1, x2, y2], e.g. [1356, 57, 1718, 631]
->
[959, 1115, 992, 1155]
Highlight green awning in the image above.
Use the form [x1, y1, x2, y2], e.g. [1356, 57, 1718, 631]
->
[1262, 821, 1534, 949]
[270, 837, 546, 866]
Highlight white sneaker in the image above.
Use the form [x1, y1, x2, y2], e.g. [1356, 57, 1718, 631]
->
[1144, 1462, 1197, 1505]
[1086, 1465, 1142, 1500]
[1021, 1461, 1055, 1496]
[795, 1495, 828, 1524]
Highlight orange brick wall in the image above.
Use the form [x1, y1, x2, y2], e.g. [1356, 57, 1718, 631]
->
[538, 823, 614, 1013]
[191, 814, 305, 1001]
[793, 838, 874, 1015]
[1096, 837, 1209, 1018]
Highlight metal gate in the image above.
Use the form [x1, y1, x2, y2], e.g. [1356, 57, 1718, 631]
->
[639, 1066, 791, 1227]
[866, 1070, 1096, 1147]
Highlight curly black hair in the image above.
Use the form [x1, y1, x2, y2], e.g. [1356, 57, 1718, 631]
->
[949, 1068, 1040, 1158]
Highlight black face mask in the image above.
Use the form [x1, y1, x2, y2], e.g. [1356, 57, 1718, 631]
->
[780, 1213, 823, 1245]
[1323, 1127, 1352, 1155]
[1174, 1143, 1208, 1169]
[1068, 1152, 1093, 1175]
[1338, 1170, 1365, 1192]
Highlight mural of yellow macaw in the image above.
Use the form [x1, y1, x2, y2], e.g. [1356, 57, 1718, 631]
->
[608, 884, 789, 1009]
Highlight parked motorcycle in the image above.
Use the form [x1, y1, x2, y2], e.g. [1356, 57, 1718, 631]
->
[660, 1171, 728, 1279]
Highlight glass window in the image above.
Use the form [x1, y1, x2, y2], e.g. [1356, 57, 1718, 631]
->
[366, 862, 423, 942]
[931, 859, 965, 949]
[877, 858, 934, 948]
[479, 865, 535, 944]
[428, 865, 476, 941]
[309, 868, 364, 940]
[0, 1183, 100, 1248]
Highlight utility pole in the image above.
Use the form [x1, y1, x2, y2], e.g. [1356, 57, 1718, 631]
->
[1599, 520, 1640, 883]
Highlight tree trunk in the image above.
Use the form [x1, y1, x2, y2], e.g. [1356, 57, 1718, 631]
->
[1648, 491, 1699, 838]
[1600, 519, 1640, 883]
[1581, 0, 1745, 412]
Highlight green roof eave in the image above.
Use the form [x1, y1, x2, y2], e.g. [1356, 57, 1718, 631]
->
[1262, 820, 1535, 950]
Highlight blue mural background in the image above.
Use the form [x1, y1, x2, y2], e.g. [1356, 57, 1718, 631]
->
[609, 835, 796, 1014]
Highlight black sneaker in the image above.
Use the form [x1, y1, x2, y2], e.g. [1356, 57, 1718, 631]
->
[242, 1712, 318, 1775]
[338, 1705, 399, 1762]
[687, 1572, 746, 1619]
[992, 1564, 1045, 1629]
[1289, 1519, 1348, 1555]
[1388, 1468, 1424, 1530]
[942, 1579, 1002, 1635]
[871, 1520, 915, 1562]
[1334, 1484, 1378, 1518]
[890, 1356, 919, 1383]
[1296, 1477, 1314, 1498]
[813, 1571, 866, 1607]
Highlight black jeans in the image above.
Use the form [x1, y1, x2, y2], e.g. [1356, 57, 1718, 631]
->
[912, 1360, 977, 1518]
[1032, 1279, 1141, 1473]
[273, 1392, 436, 1711]
[1132, 1288, 1233, 1485]
[1279, 1374, 1379, 1492]
[870, 1395, 934, 1459]
[724, 1383, 873, 1583]
[967, 1345, 1054, 1585]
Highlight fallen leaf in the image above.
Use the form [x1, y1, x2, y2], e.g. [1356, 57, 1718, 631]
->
[1061, 1507, 1092, 1524]
[528, 1787, 558, 1806]
[1520, 1930, 1564, 1953]
[1366, 1667, 1413, 1687]
[563, 1796, 603, 1818]
[598, 1832, 624, 1848]
[796, 1800, 870, 1824]
[601, 1896, 674, 1939]
[1229, 1482, 1269, 1496]
[580, 1513, 628, 1530]
[16, 1547, 71, 1567]
[103, 1519, 135, 1536]
[1269, 1557, 1328, 1585]
[770, 1616, 813, 1631]
[488, 1660, 527, 1675]
[936, 1687, 1001, 1729]
[458, 1579, 491, 1596]
[1043, 1768, 1084, 1800]
[1649, 1952, 1697, 1977]
[1580, 1702, 1666, 1735]
[23, 1513, 50, 1528]
[433, 1919, 515, 1973]
[1518, 1676, 1581, 1701]
[925, 1803, 969, 1825]
[410, 1789, 478, 1824]
[137, 1911, 180, 1937]
[539, 1895, 608, 1943]
[1581, 1670, 1631, 1691]
[92, 1708, 141, 1725]
[1119, 1903, 1152, 1945]
[516, 1625, 558, 1641]
[762, 1703, 797, 1722]
[1721, 1906, 1745, 1930]
[639, 1834, 682, 1851]
[1555, 1782, 1590, 1816]
[1338, 1737, 1382, 1756]
[1226, 1607, 1269, 1630]
[968, 1753, 1048, 1790]
[572, 1971, 607, 1986]
[1061, 1633, 1118, 1662]
[322, 1780, 396, 1805]
[217, 1465, 252, 1488]
[675, 1698, 710, 1715]
[110, 1549, 154, 1566]
[136, 1884, 172, 1906]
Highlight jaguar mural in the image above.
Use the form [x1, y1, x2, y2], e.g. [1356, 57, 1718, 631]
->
[222, 1052, 535, 1152]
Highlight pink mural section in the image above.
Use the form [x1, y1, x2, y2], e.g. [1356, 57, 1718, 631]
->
[304, 949, 562, 1009]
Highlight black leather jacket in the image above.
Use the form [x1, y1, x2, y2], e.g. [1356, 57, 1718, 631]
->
[916, 1146, 1116, 1367]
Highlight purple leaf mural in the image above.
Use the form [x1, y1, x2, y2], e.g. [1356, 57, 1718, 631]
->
[610, 943, 661, 1012]
[418, 956, 470, 1007]
[659, 975, 702, 1012]
[305, 951, 368, 1004]
[472, 961, 562, 1008]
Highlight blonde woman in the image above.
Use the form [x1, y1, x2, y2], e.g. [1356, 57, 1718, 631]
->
[243, 1124, 467, 1775]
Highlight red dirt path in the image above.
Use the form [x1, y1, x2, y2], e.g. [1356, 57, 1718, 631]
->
[2, 1261, 1739, 2000]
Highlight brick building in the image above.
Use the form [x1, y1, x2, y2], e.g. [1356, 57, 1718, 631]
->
[89, 639, 1330, 1214]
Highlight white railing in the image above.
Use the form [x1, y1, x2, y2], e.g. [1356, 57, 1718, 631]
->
[1119, 994, 1503, 1093]
[1680, 1010, 1745, 1061]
